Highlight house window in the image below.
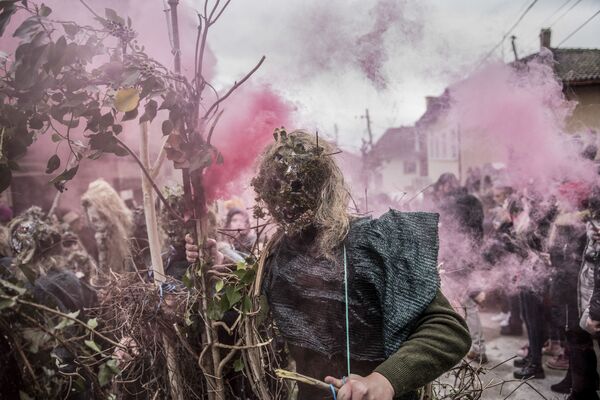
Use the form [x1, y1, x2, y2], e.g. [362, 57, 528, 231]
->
[429, 128, 459, 160]
[404, 160, 417, 174]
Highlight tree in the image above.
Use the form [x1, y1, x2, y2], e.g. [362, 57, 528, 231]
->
[0, 1, 276, 399]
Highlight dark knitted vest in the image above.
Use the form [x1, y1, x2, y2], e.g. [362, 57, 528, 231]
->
[264, 210, 440, 399]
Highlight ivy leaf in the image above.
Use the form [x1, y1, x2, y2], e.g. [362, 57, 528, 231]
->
[22, 327, 49, 353]
[53, 316, 75, 331]
[0, 278, 26, 295]
[225, 286, 242, 306]
[39, 4, 51, 17]
[139, 99, 157, 123]
[104, 8, 125, 25]
[45, 154, 60, 174]
[215, 279, 224, 293]
[62, 22, 79, 37]
[84, 339, 102, 353]
[86, 318, 98, 330]
[207, 298, 225, 320]
[49, 164, 79, 191]
[161, 119, 173, 136]
[105, 358, 120, 374]
[236, 261, 247, 271]
[13, 17, 39, 39]
[182, 269, 192, 289]
[50, 164, 79, 184]
[0, 2, 17, 37]
[233, 358, 244, 372]
[121, 107, 138, 122]
[29, 115, 44, 129]
[241, 296, 252, 314]
[99, 112, 114, 131]
[114, 87, 140, 113]
[53, 310, 79, 331]
[98, 361, 116, 387]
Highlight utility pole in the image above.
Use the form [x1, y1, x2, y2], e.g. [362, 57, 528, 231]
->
[359, 109, 375, 213]
[333, 123, 339, 147]
[361, 108, 373, 147]
[510, 35, 519, 62]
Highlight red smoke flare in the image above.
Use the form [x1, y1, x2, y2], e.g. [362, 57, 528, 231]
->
[203, 85, 294, 202]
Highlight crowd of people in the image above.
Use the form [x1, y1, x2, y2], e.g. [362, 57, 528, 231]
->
[1, 129, 600, 399]
[428, 143, 600, 400]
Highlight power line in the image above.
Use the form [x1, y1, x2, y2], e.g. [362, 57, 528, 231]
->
[523, 0, 582, 51]
[557, 7, 600, 47]
[540, 0, 572, 26]
[477, 0, 540, 66]
[550, 0, 583, 27]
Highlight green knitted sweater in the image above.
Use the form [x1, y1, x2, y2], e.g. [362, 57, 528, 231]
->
[375, 289, 471, 399]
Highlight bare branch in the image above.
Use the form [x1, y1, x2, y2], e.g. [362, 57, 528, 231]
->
[206, 109, 224, 145]
[208, 0, 221, 23]
[210, 0, 232, 26]
[150, 136, 169, 180]
[203, 56, 266, 122]
[8, 296, 126, 349]
[217, 338, 241, 375]
[112, 136, 184, 222]
[79, 0, 102, 20]
[214, 338, 272, 350]
[193, 14, 203, 85]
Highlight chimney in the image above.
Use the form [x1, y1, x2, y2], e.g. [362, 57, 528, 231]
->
[540, 28, 551, 49]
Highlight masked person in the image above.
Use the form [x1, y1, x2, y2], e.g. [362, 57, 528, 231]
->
[187, 130, 470, 400]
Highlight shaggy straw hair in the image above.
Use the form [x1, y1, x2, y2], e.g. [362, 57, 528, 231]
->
[255, 130, 350, 259]
[81, 179, 133, 274]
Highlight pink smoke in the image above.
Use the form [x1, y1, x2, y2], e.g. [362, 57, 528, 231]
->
[291, 0, 422, 89]
[202, 85, 295, 202]
[447, 54, 596, 188]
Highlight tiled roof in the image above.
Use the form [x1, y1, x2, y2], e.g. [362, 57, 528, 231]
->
[372, 127, 419, 160]
[521, 48, 600, 84]
[552, 48, 600, 84]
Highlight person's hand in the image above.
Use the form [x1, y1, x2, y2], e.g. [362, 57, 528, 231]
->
[185, 234, 224, 265]
[585, 317, 600, 334]
[325, 373, 394, 400]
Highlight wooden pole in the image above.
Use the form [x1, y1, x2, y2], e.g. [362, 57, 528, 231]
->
[139, 122, 166, 284]
[139, 122, 184, 400]
[165, 2, 223, 398]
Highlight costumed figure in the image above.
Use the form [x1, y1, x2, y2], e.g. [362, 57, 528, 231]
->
[187, 129, 471, 400]
[1, 207, 97, 399]
[81, 179, 134, 284]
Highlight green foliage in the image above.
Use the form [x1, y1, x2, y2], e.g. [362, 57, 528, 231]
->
[0, 273, 117, 398]
[98, 358, 120, 387]
[205, 259, 257, 321]
[0, 2, 221, 193]
[233, 357, 244, 372]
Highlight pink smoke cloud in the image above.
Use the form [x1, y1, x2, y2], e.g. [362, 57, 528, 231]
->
[447, 54, 596, 188]
[202, 85, 295, 202]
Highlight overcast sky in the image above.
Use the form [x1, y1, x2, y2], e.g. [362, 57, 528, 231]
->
[186, 0, 600, 151]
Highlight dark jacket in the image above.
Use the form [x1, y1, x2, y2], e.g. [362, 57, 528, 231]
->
[586, 221, 600, 321]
